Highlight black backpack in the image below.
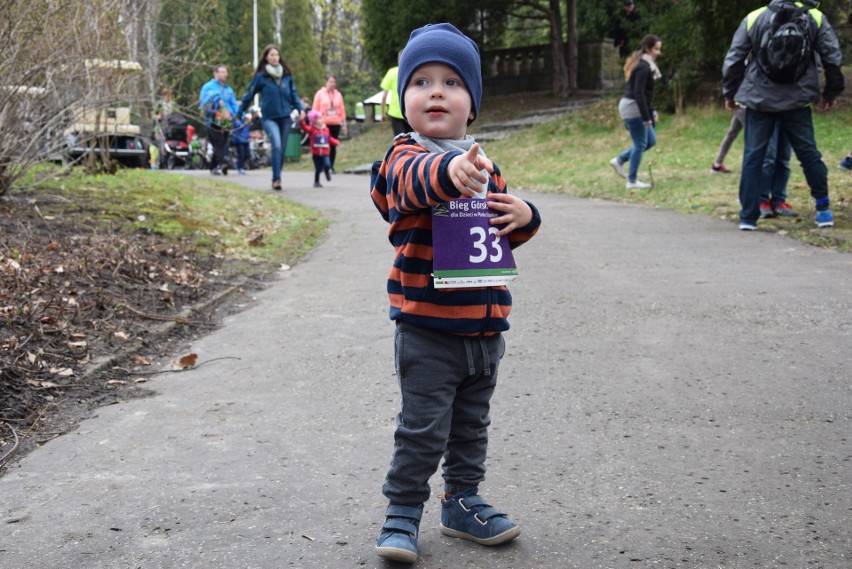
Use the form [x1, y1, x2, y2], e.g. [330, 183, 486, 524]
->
[756, 3, 816, 83]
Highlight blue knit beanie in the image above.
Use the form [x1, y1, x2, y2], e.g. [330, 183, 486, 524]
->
[398, 23, 482, 124]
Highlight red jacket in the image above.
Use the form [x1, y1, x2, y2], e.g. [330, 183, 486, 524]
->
[300, 121, 339, 157]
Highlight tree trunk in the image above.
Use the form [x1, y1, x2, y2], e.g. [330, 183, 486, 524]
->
[549, 0, 569, 97]
[565, 0, 578, 92]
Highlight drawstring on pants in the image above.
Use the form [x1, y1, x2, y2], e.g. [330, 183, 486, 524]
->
[463, 336, 492, 377]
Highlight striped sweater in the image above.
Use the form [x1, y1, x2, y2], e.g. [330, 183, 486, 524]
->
[370, 136, 541, 335]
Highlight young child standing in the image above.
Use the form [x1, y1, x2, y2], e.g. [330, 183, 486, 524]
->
[370, 23, 541, 564]
[300, 110, 339, 187]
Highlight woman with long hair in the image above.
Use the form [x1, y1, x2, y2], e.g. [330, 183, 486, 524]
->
[609, 34, 662, 189]
[238, 45, 305, 190]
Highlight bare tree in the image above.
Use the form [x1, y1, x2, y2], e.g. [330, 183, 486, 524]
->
[0, 0, 145, 194]
[501, 0, 575, 97]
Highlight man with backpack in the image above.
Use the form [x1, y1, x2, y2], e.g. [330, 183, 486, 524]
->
[722, 0, 844, 230]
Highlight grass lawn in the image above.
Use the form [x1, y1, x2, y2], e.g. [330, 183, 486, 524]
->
[15, 166, 328, 271]
[332, 90, 852, 251]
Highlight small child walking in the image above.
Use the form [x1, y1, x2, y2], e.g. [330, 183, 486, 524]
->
[300, 110, 339, 187]
[231, 113, 251, 174]
[370, 23, 542, 564]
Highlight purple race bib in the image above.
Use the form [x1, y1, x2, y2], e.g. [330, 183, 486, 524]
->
[313, 133, 329, 148]
[432, 199, 517, 289]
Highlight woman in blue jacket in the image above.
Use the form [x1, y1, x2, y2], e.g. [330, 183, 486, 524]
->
[238, 45, 305, 190]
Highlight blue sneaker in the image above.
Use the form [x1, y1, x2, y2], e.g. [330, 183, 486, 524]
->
[376, 503, 422, 563]
[440, 489, 521, 546]
[839, 157, 852, 171]
[815, 209, 834, 228]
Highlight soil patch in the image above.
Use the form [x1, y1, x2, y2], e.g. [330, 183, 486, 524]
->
[0, 187, 262, 473]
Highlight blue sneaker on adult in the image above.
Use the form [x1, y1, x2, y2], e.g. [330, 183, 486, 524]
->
[375, 503, 422, 563]
[815, 209, 834, 228]
[440, 489, 521, 546]
[839, 157, 852, 172]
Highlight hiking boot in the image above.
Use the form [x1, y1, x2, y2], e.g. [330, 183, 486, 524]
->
[376, 503, 423, 563]
[711, 163, 732, 174]
[440, 489, 521, 546]
[773, 202, 798, 217]
[739, 221, 757, 231]
[626, 180, 651, 189]
[609, 157, 626, 179]
[815, 209, 834, 228]
[759, 200, 775, 218]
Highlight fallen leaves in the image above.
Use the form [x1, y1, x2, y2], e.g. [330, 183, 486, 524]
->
[132, 355, 152, 366]
[173, 353, 198, 370]
[26, 379, 62, 389]
[1, 196, 223, 435]
[246, 232, 265, 247]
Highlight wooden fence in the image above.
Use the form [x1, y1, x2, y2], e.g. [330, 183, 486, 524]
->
[482, 40, 623, 96]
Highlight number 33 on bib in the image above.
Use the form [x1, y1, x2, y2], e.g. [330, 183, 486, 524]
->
[431, 199, 518, 289]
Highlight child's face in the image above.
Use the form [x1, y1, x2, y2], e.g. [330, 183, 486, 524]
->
[314, 117, 325, 129]
[403, 63, 473, 140]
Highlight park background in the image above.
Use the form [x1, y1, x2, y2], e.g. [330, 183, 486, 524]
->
[1, 0, 851, 462]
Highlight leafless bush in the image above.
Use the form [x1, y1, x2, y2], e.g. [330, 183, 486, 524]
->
[0, 0, 149, 193]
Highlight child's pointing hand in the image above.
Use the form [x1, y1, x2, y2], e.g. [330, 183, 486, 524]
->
[448, 143, 493, 197]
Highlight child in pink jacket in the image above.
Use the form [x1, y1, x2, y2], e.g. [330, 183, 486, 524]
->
[301, 110, 339, 187]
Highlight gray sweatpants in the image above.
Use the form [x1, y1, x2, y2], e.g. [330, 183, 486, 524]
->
[382, 321, 505, 505]
[715, 107, 745, 165]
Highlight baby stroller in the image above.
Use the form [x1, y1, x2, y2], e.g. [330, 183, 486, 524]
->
[161, 113, 195, 169]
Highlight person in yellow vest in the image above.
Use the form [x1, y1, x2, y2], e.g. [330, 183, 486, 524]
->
[148, 139, 160, 170]
[722, 0, 844, 230]
[312, 76, 347, 173]
[380, 50, 413, 136]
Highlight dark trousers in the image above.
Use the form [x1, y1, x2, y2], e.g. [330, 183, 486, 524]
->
[312, 155, 331, 183]
[327, 124, 341, 169]
[739, 107, 829, 224]
[233, 142, 250, 170]
[382, 321, 505, 505]
[208, 127, 230, 171]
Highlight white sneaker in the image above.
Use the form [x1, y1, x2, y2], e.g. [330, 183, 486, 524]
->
[609, 157, 626, 178]
[626, 180, 651, 189]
